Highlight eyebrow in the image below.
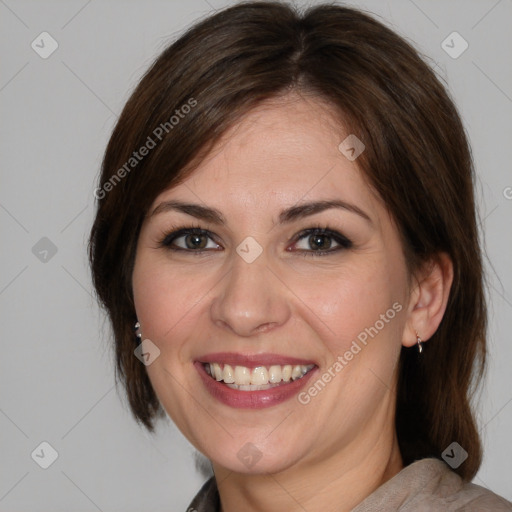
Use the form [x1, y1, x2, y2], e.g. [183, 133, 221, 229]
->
[150, 199, 372, 225]
[150, 200, 226, 224]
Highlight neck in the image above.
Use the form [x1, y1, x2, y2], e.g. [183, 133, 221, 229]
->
[213, 410, 403, 512]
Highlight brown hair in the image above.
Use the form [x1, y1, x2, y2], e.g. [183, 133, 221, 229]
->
[88, 1, 486, 480]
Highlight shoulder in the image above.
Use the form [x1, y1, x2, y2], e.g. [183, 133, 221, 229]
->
[427, 459, 512, 511]
[440, 478, 512, 511]
[353, 458, 512, 511]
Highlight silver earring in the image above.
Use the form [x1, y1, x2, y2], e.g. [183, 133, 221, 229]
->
[134, 321, 142, 344]
[415, 331, 423, 353]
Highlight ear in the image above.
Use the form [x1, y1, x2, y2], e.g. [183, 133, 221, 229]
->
[402, 252, 454, 348]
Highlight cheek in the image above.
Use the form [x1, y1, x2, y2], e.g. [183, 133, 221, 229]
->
[291, 255, 405, 348]
[132, 250, 208, 340]
[131, 252, 212, 435]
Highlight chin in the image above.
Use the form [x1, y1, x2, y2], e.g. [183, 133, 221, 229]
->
[203, 437, 307, 475]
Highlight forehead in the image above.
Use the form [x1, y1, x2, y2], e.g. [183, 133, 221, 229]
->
[196, 94, 345, 178]
[151, 93, 381, 220]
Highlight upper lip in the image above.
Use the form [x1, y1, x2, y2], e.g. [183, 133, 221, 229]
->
[197, 352, 317, 368]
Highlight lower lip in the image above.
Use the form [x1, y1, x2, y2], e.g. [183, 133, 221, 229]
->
[195, 362, 317, 409]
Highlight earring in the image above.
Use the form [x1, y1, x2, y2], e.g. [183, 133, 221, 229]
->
[415, 331, 423, 353]
[134, 321, 142, 344]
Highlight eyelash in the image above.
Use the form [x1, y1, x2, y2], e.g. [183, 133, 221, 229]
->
[158, 223, 353, 257]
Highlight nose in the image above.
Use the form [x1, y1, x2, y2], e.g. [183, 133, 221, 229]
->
[210, 250, 291, 337]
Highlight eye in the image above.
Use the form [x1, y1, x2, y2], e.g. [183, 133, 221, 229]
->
[158, 224, 352, 256]
[291, 227, 353, 256]
[159, 226, 221, 253]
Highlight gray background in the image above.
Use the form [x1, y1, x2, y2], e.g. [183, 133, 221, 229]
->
[1, 0, 511, 510]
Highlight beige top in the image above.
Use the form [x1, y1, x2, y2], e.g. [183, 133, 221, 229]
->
[186, 457, 512, 511]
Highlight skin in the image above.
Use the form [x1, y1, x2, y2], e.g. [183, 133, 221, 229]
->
[132, 92, 453, 512]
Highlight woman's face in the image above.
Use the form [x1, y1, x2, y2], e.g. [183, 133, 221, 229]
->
[132, 94, 412, 475]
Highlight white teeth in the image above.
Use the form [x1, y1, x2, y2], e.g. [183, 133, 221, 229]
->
[234, 365, 251, 385]
[291, 365, 302, 380]
[213, 363, 223, 381]
[251, 366, 268, 385]
[205, 362, 314, 388]
[223, 364, 235, 384]
[268, 365, 282, 384]
[282, 365, 292, 382]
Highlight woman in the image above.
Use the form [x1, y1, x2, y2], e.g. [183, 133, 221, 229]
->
[88, 2, 512, 510]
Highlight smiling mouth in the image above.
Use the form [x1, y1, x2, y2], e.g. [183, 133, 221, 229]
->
[203, 362, 316, 391]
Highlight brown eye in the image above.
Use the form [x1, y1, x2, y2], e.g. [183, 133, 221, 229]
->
[292, 227, 352, 256]
[308, 233, 333, 251]
[183, 233, 208, 249]
[160, 227, 221, 252]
